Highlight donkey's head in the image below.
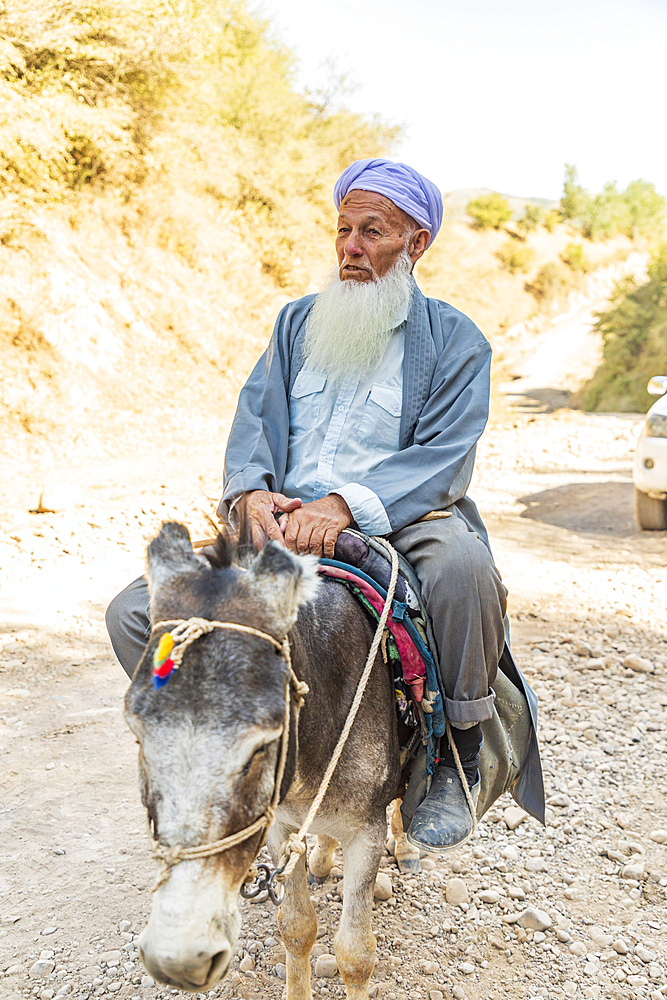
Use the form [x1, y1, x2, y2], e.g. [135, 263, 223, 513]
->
[124, 522, 318, 992]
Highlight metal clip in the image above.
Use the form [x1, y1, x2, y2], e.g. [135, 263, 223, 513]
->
[240, 862, 285, 906]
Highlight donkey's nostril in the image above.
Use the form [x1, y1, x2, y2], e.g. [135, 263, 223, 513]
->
[208, 946, 232, 984]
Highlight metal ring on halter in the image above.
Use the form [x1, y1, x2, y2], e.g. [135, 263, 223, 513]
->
[267, 866, 286, 906]
[240, 862, 273, 900]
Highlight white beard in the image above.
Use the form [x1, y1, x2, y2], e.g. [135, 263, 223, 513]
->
[303, 251, 413, 381]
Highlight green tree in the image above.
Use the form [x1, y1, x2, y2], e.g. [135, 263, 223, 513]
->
[496, 239, 534, 273]
[561, 164, 589, 222]
[466, 192, 512, 230]
[580, 244, 667, 411]
[624, 180, 666, 240]
[518, 203, 542, 233]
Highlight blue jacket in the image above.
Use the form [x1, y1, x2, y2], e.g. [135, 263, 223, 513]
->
[220, 278, 545, 824]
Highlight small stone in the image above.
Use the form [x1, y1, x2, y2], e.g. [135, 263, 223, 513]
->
[563, 983, 577, 996]
[107, 984, 122, 994]
[314, 954, 337, 978]
[41, 926, 57, 935]
[534, 931, 546, 943]
[119, 920, 132, 932]
[508, 886, 526, 900]
[452, 989, 466, 1000]
[503, 806, 528, 830]
[275, 962, 288, 980]
[29, 961, 55, 978]
[500, 845, 520, 860]
[459, 961, 475, 975]
[369, 986, 378, 999]
[478, 889, 501, 904]
[589, 927, 613, 948]
[612, 938, 629, 954]
[429, 991, 445, 1000]
[569, 941, 587, 957]
[615, 812, 633, 829]
[420, 960, 439, 975]
[446, 877, 469, 906]
[635, 944, 657, 963]
[546, 794, 571, 807]
[99, 950, 122, 965]
[45, 762, 55, 771]
[39, 990, 54, 1000]
[140, 975, 155, 987]
[525, 857, 547, 872]
[5, 965, 23, 975]
[622, 654, 654, 673]
[622, 861, 644, 880]
[55, 987, 72, 998]
[649, 829, 667, 844]
[373, 872, 393, 900]
[557, 929, 572, 943]
[517, 906, 551, 931]
[239, 956, 255, 973]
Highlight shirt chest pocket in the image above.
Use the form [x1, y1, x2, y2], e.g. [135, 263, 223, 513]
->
[355, 383, 402, 452]
[289, 370, 327, 435]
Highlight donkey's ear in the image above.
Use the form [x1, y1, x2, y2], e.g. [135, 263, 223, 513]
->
[242, 543, 319, 633]
[147, 522, 209, 591]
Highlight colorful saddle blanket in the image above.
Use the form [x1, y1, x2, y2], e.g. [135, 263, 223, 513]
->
[317, 529, 446, 767]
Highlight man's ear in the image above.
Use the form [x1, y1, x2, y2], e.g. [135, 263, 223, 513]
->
[409, 228, 431, 265]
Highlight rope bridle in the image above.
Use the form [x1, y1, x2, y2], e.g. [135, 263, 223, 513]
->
[148, 619, 307, 891]
[145, 537, 477, 898]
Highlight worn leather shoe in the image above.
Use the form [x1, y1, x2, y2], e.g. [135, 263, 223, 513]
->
[406, 765, 480, 853]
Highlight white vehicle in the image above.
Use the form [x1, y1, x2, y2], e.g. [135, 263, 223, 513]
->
[634, 375, 667, 530]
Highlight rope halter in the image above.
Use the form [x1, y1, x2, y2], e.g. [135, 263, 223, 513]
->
[146, 618, 308, 890]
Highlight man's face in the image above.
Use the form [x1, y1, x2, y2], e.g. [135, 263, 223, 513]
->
[336, 190, 427, 282]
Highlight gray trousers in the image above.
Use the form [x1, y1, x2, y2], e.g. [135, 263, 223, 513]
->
[106, 514, 506, 726]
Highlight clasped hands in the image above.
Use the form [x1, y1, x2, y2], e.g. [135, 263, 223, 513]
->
[243, 490, 352, 557]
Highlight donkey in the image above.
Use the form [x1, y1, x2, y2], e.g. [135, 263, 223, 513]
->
[124, 521, 403, 997]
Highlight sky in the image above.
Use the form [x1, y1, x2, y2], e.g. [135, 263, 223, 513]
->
[258, 0, 667, 202]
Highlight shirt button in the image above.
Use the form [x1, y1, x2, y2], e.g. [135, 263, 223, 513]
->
[338, 405, 345, 412]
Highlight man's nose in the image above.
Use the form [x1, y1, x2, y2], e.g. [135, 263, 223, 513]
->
[342, 231, 364, 257]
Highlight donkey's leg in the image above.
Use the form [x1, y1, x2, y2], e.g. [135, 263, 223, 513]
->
[276, 850, 317, 1000]
[335, 825, 384, 1000]
[309, 834, 338, 881]
[389, 798, 421, 874]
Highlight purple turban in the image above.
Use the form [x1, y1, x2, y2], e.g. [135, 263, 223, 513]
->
[334, 158, 443, 246]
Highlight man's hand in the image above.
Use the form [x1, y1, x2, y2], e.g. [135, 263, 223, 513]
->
[244, 490, 303, 550]
[281, 494, 353, 557]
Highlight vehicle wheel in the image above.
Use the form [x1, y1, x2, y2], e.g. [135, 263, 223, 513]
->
[635, 488, 667, 530]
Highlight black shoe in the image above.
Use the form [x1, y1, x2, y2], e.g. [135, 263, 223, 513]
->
[406, 764, 480, 852]
[406, 723, 482, 853]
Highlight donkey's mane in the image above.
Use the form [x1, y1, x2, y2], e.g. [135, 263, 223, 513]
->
[205, 505, 256, 570]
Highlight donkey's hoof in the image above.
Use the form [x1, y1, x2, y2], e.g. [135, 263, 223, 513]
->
[307, 872, 328, 886]
[396, 855, 421, 874]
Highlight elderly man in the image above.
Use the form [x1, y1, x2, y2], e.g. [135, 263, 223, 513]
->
[107, 159, 509, 852]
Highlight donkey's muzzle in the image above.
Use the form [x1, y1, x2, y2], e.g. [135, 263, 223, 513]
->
[138, 926, 233, 992]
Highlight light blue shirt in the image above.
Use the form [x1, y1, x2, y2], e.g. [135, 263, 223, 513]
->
[282, 316, 408, 535]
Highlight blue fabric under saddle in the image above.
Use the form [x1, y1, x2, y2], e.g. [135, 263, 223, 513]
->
[321, 530, 446, 772]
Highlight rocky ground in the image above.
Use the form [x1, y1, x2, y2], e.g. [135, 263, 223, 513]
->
[2, 299, 667, 1000]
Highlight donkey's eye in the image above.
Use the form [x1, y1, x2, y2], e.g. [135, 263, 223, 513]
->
[240, 744, 268, 777]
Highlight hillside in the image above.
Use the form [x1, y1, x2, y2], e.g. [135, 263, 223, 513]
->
[0, 0, 650, 509]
